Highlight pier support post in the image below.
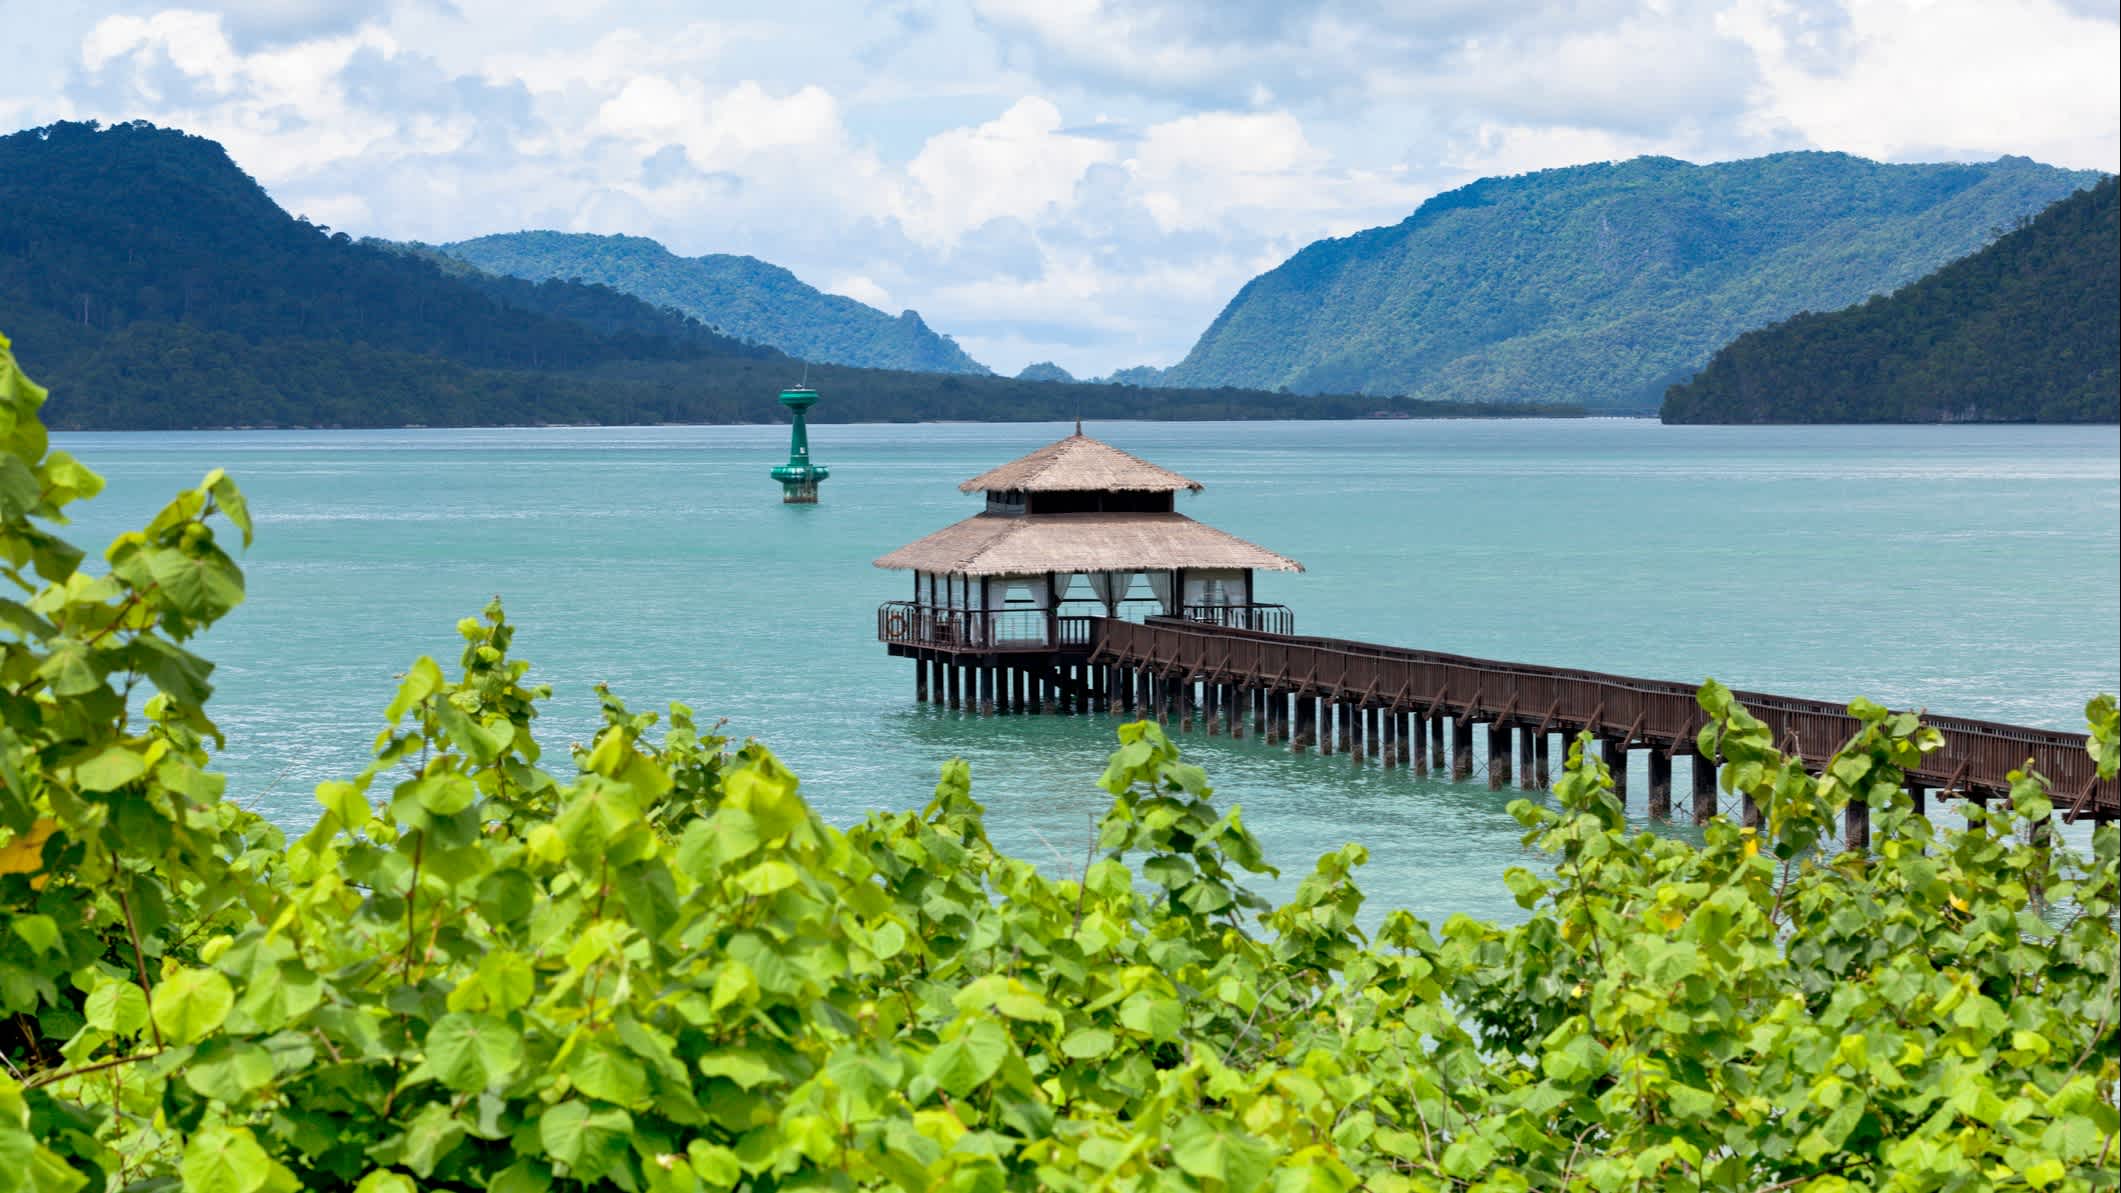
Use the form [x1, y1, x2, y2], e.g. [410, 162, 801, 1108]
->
[1319, 701, 1335, 755]
[1381, 708, 1396, 768]
[1179, 676, 1193, 732]
[1908, 782, 1926, 817]
[1844, 795, 1870, 853]
[1742, 792, 1762, 831]
[1648, 750, 1672, 819]
[1536, 731, 1552, 788]
[1364, 708, 1380, 760]
[916, 658, 928, 703]
[1253, 688, 1267, 742]
[1409, 712, 1426, 773]
[1396, 712, 1412, 768]
[1293, 696, 1313, 752]
[1487, 721, 1510, 790]
[1431, 716, 1446, 770]
[1691, 754, 1717, 823]
[947, 664, 961, 710]
[1451, 717, 1473, 781]
[1605, 739, 1629, 801]
[1206, 682, 1222, 736]
[1518, 726, 1536, 789]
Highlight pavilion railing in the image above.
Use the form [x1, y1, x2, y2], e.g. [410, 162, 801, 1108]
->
[877, 602, 1056, 651]
[1181, 603, 1294, 635]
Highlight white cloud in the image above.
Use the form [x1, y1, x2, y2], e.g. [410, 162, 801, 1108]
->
[828, 274, 894, 309]
[1725, 0, 2121, 167]
[895, 97, 1115, 246]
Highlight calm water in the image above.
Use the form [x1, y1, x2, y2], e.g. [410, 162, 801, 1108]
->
[54, 420, 2121, 925]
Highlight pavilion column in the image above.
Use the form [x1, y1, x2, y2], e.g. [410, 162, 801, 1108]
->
[1451, 717, 1473, 781]
[1691, 753, 1718, 823]
[1648, 750, 1672, 819]
[1487, 721, 1510, 790]
[1518, 727, 1537, 789]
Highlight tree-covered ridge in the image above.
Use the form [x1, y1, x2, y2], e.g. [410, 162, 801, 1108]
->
[436, 231, 992, 375]
[1161, 152, 2106, 410]
[1661, 178, 2119, 423]
[0, 122, 767, 371]
[0, 334, 2116, 1190]
[0, 121, 1574, 428]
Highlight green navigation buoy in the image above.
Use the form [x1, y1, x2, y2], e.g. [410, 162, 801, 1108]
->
[770, 386, 829, 503]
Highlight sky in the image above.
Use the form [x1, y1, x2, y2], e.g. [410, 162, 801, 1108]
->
[3, 0, 2116, 378]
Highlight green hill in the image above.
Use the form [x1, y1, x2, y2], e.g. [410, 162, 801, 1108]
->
[1661, 178, 2118, 423]
[1160, 152, 2105, 409]
[435, 231, 990, 375]
[0, 121, 1575, 429]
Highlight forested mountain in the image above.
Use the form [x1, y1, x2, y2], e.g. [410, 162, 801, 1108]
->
[3, 121, 1577, 428]
[435, 231, 990, 375]
[1661, 178, 2118, 423]
[1016, 361, 1077, 382]
[1160, 152, 2104, 409]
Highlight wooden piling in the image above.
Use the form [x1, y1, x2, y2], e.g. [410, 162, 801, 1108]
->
[1742, 792, 1762, 831]
[1518, 725, 1536, 789]
[1909, 782, 1926, 816]
[1844, 795, 1870, 852]
[1410, 711, 1426, 773]
[1691, 754, 1717, 823]
[1487, 721, 1510, 790]
[1606, 739, 1629, 801]
[1380, 707, 1396, 768]
[1431, 716, 1446, 771]
[1320, 701, 1336, 755]
[1648, 750, 1672, 819]
[947, 664, 962, 710]
[916, 657, 929, 703]
[1396, 711, 1412, 768]
[1451, 717, 1473, 781]
[1293, 695, 1313, 752]
[1536, 731, 1552, 787]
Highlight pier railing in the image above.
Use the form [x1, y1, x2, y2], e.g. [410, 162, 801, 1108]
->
[1181, 603, 1294, 635]
[1090, 617, 2117, 820]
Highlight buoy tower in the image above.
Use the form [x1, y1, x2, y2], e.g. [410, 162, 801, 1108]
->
[769, 386, 829, 503]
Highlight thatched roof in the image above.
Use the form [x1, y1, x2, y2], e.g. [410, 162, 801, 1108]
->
[959, 431, 1202, 493]
[874, 512, 1303, 576]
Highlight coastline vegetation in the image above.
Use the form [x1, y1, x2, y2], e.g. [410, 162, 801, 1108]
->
[4, 330, 2117, 1189]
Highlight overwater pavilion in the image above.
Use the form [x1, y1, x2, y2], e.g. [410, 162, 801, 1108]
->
[875, 427, 1302, 711]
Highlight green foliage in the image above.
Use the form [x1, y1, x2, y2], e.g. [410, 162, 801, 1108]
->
[431, 233, 992, 376]
[1662, 177, 2119, 424]
[2, 333, 2117, 1190]
[1161, 152, 2104, 410]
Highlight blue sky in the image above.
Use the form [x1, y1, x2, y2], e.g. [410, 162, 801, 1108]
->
[3, 0, 2115, 376]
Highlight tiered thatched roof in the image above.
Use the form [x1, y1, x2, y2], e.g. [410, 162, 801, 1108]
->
[958, 431, 1202, 493]
[873, 512, 1303, 576]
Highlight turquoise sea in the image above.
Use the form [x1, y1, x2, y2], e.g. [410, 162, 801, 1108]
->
[54, 419, 2121, 926]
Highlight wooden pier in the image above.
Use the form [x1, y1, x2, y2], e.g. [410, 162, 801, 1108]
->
[883, 614, 2118, 832]
[873, 428, 2118, 837]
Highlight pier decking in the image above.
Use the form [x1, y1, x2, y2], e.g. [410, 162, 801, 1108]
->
[885, 613, 2118, 834]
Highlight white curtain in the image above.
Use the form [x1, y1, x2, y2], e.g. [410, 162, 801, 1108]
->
[1087, 570, 1124, 615]
[1147, 569, 1175, 614]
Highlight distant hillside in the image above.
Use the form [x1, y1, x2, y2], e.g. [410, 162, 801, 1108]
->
[1662, 178, 2118, 423]
[1161, 152, 2104, 409]
[1016, 361, 1076, 383]
[436, 231, 990, 375]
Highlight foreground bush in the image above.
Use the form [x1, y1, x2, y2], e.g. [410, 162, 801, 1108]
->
[1, 329, 2116, 1192]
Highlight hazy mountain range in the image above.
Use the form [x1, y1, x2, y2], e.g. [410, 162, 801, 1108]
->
[430, 232, 990, 376]
[1662, 176, 2118, 423]
[1153, 152, 2103, 409]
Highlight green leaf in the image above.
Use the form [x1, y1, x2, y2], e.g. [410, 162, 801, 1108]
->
[426, 1013, 522, 1093]
[70, 744, 147, 793]
[566, 1042, 647, 1106]
[144, 544, 245, 621]
[180, 1126, 272, 1193]
[922, 1019, 1010, 1097]
[538, 1102, 632, 1181]
[1060, 1027, 1115, 1059]
[9, 915, 58, 954]
[84, 981, 148, 1035]
[152, 967, 234, 1046]
[1119, 993, 1183, 1042]
[1171, 1115, 1277, 1193]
